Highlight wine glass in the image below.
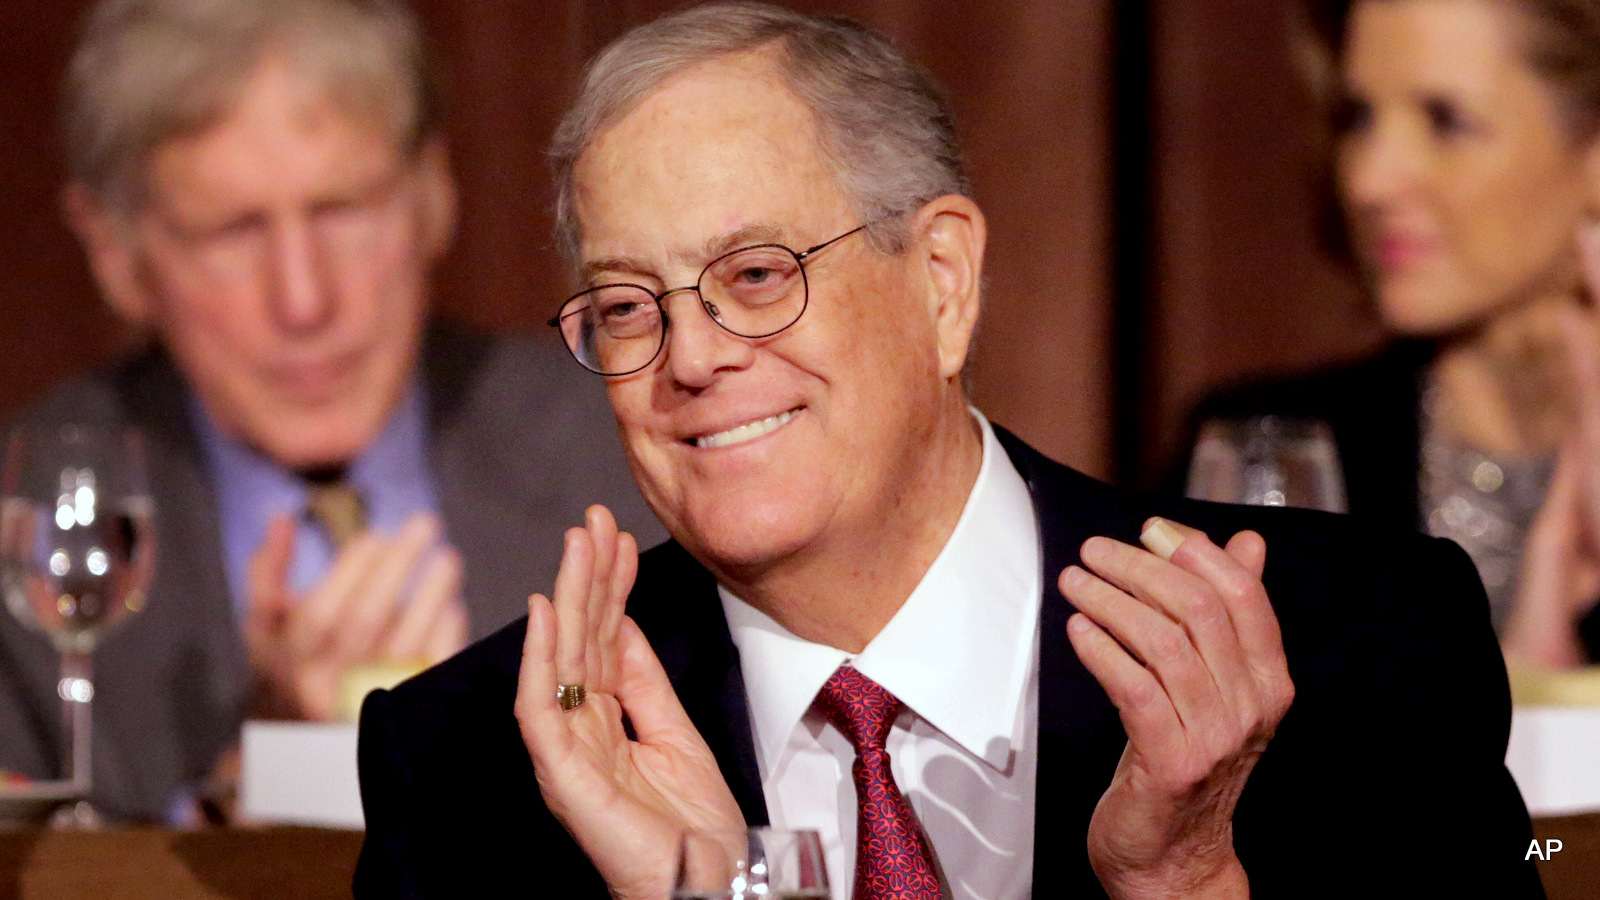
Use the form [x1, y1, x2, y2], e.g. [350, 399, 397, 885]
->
[1186, 415, 1348, 513]
[0, 424, 155, 818]
[674, 827, 829, 900]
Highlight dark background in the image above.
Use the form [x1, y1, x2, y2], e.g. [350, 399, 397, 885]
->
[0, 0, 1383, 487]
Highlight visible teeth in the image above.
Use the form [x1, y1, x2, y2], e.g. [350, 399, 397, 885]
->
[696, 410, 796, 449]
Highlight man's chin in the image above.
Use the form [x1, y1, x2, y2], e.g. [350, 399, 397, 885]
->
[242, 417, 383, 472]
[679, 511, 820, 581]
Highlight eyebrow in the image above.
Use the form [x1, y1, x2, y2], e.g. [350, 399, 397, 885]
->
[703, 223, 786, 258]
[577, 222, 791, 286]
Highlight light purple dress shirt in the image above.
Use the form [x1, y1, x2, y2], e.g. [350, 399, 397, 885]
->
[190, 384, 441, 626]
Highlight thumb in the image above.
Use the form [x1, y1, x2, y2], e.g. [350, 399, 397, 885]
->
[612, 616, 703, 745]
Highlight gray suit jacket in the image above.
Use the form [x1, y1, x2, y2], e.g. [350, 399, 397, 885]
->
[0, 324, 662, 822]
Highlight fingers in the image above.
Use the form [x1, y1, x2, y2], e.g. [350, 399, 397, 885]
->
[597, 530, 638, 689]
[287, 531, 387, 659]
[1060, 562, 1226, 729]
[259, 513, 465, 705]
[245, 515, 297, 650]
[1223, 530, 1267, 579]
[515, 593, 574, 769]
[1142, 517, 1265, 578]
[422, 599, 469, 664]
[1137, 517, 1193, 560]
[549, 505, 639, 694]
[249, 514, 297, 599]
[1506, 445, 1600, 667]
[329, 515, 443, 660]
[1172, 532, 1285, 685]
[383, 546, 465, 661]
[1527, 442, 1585, 557]
[1083, 534, 1258, 706]
[602, 531, 639, 646]
[584, 506, 619, 682]
[1066, 612, 1180, 755]
[1145, 520, 1286, 687]
[1062, 520, 1293, 739]
[552, 527, 596, 687]
[1551, 306, 1600, 535]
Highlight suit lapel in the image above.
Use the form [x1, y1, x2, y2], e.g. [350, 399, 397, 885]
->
[109, 349, 249, 785]
[995, 428, 1137, 897]
[628, 542, 769, 825]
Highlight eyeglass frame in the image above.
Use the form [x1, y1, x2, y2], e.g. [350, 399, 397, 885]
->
[547, 222, 872, 376]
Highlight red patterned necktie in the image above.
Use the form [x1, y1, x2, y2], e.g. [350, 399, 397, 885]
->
[813, 665, 945, 900]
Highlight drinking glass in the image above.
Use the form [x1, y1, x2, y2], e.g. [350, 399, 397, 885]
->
[674, 827, 829, 900]
[0, 424, 155, 817]
[1186, 415, 1348, 513]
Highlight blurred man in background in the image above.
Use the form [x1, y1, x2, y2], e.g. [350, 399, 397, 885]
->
[0, 0, 658, 823]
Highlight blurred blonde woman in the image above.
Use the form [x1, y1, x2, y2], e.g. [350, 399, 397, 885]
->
[1187, 0, 1600, 669]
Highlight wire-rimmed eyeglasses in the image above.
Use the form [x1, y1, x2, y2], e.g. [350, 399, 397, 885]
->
[548, 223, 870, 376]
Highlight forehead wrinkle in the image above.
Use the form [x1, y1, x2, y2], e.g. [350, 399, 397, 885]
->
[579, 221, 794, 286]
[579, 254, 656, 285]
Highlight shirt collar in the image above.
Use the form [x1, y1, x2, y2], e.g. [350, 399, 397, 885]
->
[721, 411, 1042, 777]
[189, 378, 436, 610]
[190, 379, 432, 506]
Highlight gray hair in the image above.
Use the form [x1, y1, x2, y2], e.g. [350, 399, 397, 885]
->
[63, 0, 439, 216]
[550, 1, 969, 267]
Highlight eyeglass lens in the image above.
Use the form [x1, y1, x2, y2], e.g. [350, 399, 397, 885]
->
[556, 244, 808, 375]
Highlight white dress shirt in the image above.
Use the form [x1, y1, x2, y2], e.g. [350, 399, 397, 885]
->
[720, 412, 1042, 900]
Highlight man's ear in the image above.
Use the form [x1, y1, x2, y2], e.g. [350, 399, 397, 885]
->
[911, 194, 986, 380]
[61, 183, 156, 326]
[413, 136, 458, 262]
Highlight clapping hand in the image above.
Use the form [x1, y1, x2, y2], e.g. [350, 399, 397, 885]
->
[1059, 518, 1294, 899]
[1502, 225, 1600, 669]
[246, 512, 467, 721]
[514, 505, 743, 900]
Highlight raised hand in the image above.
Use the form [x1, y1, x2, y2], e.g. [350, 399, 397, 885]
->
[1502, 230, 1600, 668]
[1059, 518, 1294, 899]
[514, 505, 743, 900]
[245, 511, 467, 720]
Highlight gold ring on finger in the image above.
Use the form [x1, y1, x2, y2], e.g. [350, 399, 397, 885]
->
[556, 683, 587, 711]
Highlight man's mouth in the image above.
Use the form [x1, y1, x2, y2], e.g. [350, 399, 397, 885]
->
[694, 409, 799, 449]
[265, 352, 363, 399]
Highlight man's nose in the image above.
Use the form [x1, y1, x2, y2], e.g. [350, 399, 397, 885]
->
[266, 216, 335, 334]
[660, 290, 756, 387]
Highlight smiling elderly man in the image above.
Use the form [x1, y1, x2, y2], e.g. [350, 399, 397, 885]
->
[0, 0, 657, 824]
[356, 3, 1540, 897]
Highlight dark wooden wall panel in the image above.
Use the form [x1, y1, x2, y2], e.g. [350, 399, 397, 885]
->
[1138, 0, 1381, 485]
[0, 2, 135, 420]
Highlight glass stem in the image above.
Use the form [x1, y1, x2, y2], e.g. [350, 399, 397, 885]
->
[59, 648, 92, 790]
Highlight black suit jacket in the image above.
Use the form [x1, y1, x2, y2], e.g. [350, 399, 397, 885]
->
[1181, 339, 1600, 660]
[356, 427, 1542, 898]
[0, 325, 663, 822]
